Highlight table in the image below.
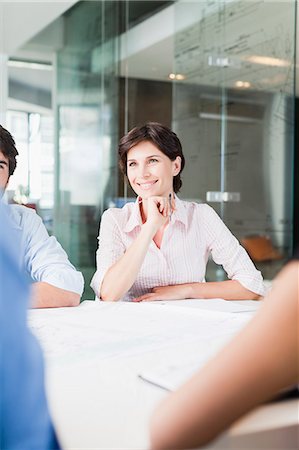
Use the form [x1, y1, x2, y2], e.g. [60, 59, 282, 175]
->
[28, 299, 298, 449]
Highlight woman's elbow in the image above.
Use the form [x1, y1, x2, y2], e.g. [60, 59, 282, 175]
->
[247, 290, 263, 301]
[238, 283, 263, 300]
[100, 288, 121, 302]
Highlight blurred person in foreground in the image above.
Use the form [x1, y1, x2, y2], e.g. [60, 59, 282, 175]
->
[0, 200, 60, 449]
[150, 252, 298, 449]
[0, 124, 84, 307]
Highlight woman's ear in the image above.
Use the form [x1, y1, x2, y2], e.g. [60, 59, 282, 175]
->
[173, 156, 181, 176]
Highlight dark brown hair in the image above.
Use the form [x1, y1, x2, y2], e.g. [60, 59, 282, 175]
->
[0, 125, 18, 176]
[118, 122, 185, 193]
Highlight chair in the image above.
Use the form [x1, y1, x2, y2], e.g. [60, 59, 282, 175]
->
[241, 235, 283, 262]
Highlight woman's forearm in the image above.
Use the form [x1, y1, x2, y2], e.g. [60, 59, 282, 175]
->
[100, 222, 157, 301]
[189, 280, 261, 300]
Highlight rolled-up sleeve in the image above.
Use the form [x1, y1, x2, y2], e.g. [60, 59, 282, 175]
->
[23, 209, 84, 295]
[202, 205, 266, 296]
[90, 209, 126, 299]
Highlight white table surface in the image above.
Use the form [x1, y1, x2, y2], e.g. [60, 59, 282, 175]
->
[28, 299, 298, 450]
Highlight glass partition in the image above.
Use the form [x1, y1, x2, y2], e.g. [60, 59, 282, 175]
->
[55, 1, 119, 298]
[53, 0, 297, 299]
[173, 0, 296, 280]
[6, 111, 54, 226]
[2, 1, 296, 302]
[118, 0, 175, 198]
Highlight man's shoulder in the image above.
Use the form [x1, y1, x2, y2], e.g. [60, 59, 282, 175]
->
[9, 203, 37, 215]
[9, 204, 38, 217]
[8, 204, 40, 228]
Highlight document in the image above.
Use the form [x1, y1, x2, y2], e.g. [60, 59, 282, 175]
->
[138, 335, 231, 391]
[28, 300, 253, 371]
[148, 298, 261, 313]
[135, 300, 259, 391]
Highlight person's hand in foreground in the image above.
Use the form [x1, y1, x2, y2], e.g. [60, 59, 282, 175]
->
[150, 260, 299, 449]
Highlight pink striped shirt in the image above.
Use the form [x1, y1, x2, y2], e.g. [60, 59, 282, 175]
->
[91, 196, 265, 301]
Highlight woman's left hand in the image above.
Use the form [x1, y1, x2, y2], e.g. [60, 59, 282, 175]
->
[133, 284, 192, 302]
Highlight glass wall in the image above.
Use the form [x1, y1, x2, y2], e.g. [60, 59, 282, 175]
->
[6, 110, 54, 228]
[55, 1, 119, 298]
[53, 0, 297, 299]
[118, 0, 175, 197]
[2, 1, 296, 301]
[172, 0, 296, 280]
[55, 0, 174, 298]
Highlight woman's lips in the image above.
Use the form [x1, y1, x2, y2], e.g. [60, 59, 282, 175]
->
[137, 180, 158, 190]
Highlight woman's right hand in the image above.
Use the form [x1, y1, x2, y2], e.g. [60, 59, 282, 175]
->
[100, 195, 174, 301]
[145, 196, 172, 231]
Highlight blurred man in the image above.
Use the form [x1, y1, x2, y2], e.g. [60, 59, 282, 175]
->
[0, 124, 84, 307]
[0, 201, 60, 448]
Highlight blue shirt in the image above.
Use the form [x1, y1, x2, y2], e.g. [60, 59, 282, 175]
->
[0, 202, 60, 449]
[8, 204, 84, 295]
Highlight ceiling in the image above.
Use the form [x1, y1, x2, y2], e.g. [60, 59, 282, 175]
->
[5, 0, 299, 111]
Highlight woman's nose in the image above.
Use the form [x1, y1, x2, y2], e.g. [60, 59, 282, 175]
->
[139, 165, 150, 178]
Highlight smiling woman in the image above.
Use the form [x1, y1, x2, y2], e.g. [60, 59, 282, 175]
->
[90, 122, 265, 302]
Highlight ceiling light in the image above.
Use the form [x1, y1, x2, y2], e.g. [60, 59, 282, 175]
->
[8, 60, 53, 71]
[235, 81, 251, 88]
[168, 73, 186, 81]
[244, 55, 290, 67]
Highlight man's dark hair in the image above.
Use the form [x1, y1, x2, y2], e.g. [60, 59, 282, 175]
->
[0, 125, 18, 176]
[118, 122, 185, 193]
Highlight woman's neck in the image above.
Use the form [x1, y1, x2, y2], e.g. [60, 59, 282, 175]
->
[139, 198, 148, 223]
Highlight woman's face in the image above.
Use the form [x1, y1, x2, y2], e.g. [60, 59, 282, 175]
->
[126, 141, 181, 199]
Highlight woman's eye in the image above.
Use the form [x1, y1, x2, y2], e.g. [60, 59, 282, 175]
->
[128, 162, 136, 167]
[148, 158, 158, 164]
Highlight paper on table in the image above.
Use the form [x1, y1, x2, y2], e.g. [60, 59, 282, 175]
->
[148, 298, 261, 313]
[28, 301, 253, 369]
[138, 336, 232, 391]
[137, 302, 259, 391]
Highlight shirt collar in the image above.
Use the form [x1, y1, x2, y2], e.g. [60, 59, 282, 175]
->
[124, 197, 143, 233]
[171, 195, 188, 227]
[7, 204, 23, 230]
[123, 194, 188, 233]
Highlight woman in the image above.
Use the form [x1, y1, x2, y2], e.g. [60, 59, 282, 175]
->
[91, 122, 265, 302]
